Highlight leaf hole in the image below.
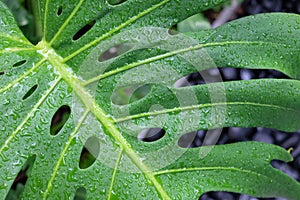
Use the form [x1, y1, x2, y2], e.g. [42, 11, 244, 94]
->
[72, 20, 96, 41]
[74, 187, 87, 200]
[98, 43, 134, 62]
[168, 26, 178, 35]
[79, 136, 100, 169]
[108, 0, 127, 5]
[13, 60, 27, 68]
[138, 128, 166, 142]
[50, 105, 71, 135]
[174, 69, 221, 88]
[57, 6, 63, 16]
[173, 76, 191, 88]
[174, 68, 291, 88]
[22, 84, 38, 100]
[112, 84, 151, 105]
[179, 129, 222, 148]
[178, 130, 206, 148]
[0, 71, 4, 76]
[199, 191, 241, 200]
[5, 155, 36, 199]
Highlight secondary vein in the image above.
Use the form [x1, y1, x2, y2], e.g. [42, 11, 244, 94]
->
[82, 40, 284, 86]
[153, 166, 269, 180]
[0, 77, 62, 156]
[0, 58, 46, 94]
[43, 109, 89, 199]
[107, 148, 123, 200]
[49, 0, 86, 45]
[62, 0, 171, 62]
[113, 101, 298, 123]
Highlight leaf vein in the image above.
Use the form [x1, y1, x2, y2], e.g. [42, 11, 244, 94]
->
[107, 148, 123, 200]
[62, 0, 171, 62]
[0, 33, 33, 46]
[0, 58, 46, 94]
[49, 0, 86, 45]
[43, 109, 90, 199]
[0, 76, 62, 156]
[43, 0, 50, 39]
[154, 166, 271, 180]
[83, 40, 288, 86]
[0, 47, 37, 54]
[114, 101, 298, 123]
[43, 41, 172, 200]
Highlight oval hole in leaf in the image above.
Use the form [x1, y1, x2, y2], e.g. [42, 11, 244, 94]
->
[0, 71, 4, 76]
[199, 191, 238, 199]
[175, 68, 291, 88]
[50, 105, 71, 135]
[74, 187, 87, 200]
[73, 20, 96, 41]
[173, 76, 191, 88]
[108, 0, 127, 5]
[238, 68, 290, 80]
[98, 43, 133, 62]
[138, 128, 165, 142]
[111, 84, 151, 105]
[13, 60, 27, 68]
[79, 136, 100, 169]
[168, 26, 178, 35]
[220, 68, 290, 81]
[173, 71, 210, 88]
[178, 130, 206, 148]
[174, 69, 221, 88]
[22, 84, 38, 100]
[5, 155, 36, 199]
[57, 5, 63, 16]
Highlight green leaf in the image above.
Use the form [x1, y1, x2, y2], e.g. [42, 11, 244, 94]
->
[177, 14, 211, 32]
[187, 13, 300, 79]
[1, 0, 300, 199]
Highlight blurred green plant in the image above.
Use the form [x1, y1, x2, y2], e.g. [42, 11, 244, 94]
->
[2, 0, 41, 44]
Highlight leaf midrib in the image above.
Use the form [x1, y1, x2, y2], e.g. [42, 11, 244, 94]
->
[37, 40, 171, 200]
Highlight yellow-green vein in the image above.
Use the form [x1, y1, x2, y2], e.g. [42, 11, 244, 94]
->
[49, 0, 86, 45]
[107, 148, 123, 200]
[0, 33, 33, 46]
[0, 58, 46, 94]
[153, 166, 270, 180]
[0, 47, 37, 54]
[42, 109, 89, 199]
[82, 40, 281, 86]
[62, 0, 171, 62]
[40, 40, 171, 200]
[0, 76, 62, 156]
[113, 101, 299, 123]
[43, 0, 50, 39]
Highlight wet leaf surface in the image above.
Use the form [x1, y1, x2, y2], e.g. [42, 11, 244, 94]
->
[1, 0, 300, 199]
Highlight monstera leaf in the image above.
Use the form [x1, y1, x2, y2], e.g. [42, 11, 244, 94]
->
[1, 0, 300, 199]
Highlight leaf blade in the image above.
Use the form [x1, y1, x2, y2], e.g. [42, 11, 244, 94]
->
[1, 1, 300, 199]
